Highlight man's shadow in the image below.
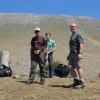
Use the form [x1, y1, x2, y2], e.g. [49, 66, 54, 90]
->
[50, 84, 70, 88]
[16, 80, 41, 84]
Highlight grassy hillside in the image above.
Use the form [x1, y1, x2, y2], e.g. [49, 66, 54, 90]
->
[0, 13, 100, 78]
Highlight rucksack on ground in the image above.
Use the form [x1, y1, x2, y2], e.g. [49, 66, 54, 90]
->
[0, 64, 12, 77]
[54, 64, 69, 77]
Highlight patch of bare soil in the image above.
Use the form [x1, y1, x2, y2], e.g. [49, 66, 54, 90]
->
[0, 77, 100, 100]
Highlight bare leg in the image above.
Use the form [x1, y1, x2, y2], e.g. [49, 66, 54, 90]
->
[68, 65, 77, 78]
[76, 67, 85, 87]
[76, 67, 84, 80]
[68, 65, 80, 87]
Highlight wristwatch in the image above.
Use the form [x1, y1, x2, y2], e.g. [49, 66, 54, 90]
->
[79, 52, 82, 54]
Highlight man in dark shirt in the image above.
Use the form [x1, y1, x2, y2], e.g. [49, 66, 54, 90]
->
[67, 23, 85, 88]
[26, 27, 48, 85]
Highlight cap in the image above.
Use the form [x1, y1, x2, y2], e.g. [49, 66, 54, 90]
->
[34, 27, 41, 32]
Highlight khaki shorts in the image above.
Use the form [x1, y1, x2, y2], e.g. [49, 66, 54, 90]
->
[68, 53, 82, 68]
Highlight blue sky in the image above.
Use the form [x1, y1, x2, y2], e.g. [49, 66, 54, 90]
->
[0, 0, 100, 19]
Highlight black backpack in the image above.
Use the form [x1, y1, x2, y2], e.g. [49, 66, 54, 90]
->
[54, 64, 69, 77]
[0, 64, 12, 77]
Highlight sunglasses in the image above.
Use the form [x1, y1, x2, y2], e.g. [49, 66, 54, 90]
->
[70, 26, 75, 28]
[35, 30, 40, 33]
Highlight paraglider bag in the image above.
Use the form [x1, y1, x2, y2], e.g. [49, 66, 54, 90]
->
[54, 64, 69, 77]
[0, 64, 12, 77]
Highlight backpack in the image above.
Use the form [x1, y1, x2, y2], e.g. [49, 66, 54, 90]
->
[0, 64, 12, 77]
[54, 64, 69, 77]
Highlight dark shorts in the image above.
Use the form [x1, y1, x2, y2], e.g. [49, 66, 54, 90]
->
[68, 53, 82, 68]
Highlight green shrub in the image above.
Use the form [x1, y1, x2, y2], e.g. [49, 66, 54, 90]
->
[36, 61, 61, 75]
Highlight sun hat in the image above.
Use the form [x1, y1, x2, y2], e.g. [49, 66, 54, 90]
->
[34, 27, 41, 32]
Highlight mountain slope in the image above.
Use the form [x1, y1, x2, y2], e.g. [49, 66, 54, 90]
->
[0, 13, 100, 78]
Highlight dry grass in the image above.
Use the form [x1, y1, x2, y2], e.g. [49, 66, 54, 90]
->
[0, 77, 100, 100]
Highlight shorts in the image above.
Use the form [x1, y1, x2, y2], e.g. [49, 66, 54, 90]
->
[68, 53, 82, 68]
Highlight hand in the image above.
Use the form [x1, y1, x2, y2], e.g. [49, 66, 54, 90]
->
[45, 55, 48, 60]
[48, 51, 51, 54]
[78, 54, 82, 60]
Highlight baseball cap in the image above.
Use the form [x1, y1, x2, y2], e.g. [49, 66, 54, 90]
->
[34, 27, 41, 32]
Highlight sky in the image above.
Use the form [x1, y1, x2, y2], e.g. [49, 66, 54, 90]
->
[0, 0, 100, 20]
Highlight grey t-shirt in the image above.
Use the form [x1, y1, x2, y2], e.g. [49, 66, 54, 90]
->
[69, 32, 84, 54]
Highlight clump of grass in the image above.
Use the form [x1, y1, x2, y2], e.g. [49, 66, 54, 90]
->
[45, 61, 60, 70]
[36, 61, 61, 75]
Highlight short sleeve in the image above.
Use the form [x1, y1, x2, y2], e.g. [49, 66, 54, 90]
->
[77, 34, 84, 43]
[30, 38, 33, 46]
[52, 40, 56, 47]
[43, 37, 47, 47]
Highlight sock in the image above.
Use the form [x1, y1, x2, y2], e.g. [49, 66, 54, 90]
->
[74, 77, 78, 80]
[80, 79, 84, 82]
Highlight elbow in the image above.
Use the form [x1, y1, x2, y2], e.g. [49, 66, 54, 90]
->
[54, 47, 56, 51]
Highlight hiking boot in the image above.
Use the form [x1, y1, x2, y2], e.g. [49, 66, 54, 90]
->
[49, 76, 53, 78]
[79, 80, 85, 88]
[25, 80, 34, 84]
[69, 79, 80, 87]
[40, 79, 44, 85]
[74, 80, 85, 88]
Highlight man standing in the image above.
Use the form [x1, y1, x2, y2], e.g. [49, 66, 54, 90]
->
[26, 27, 48, 85]
[67, 23, 85, 88]
[45, 33, 56, 78]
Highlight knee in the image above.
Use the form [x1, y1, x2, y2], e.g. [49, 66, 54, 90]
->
[76, 67, 82, 71]
[68, 65, 73, 71]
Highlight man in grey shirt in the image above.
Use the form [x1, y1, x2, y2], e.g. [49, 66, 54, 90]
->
[67, 23, 85, 88]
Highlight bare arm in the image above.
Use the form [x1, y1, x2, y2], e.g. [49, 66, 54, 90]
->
[79, 43, 83, 53]
[78, 43, 84, 59]
[48, 47, 56, 54]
